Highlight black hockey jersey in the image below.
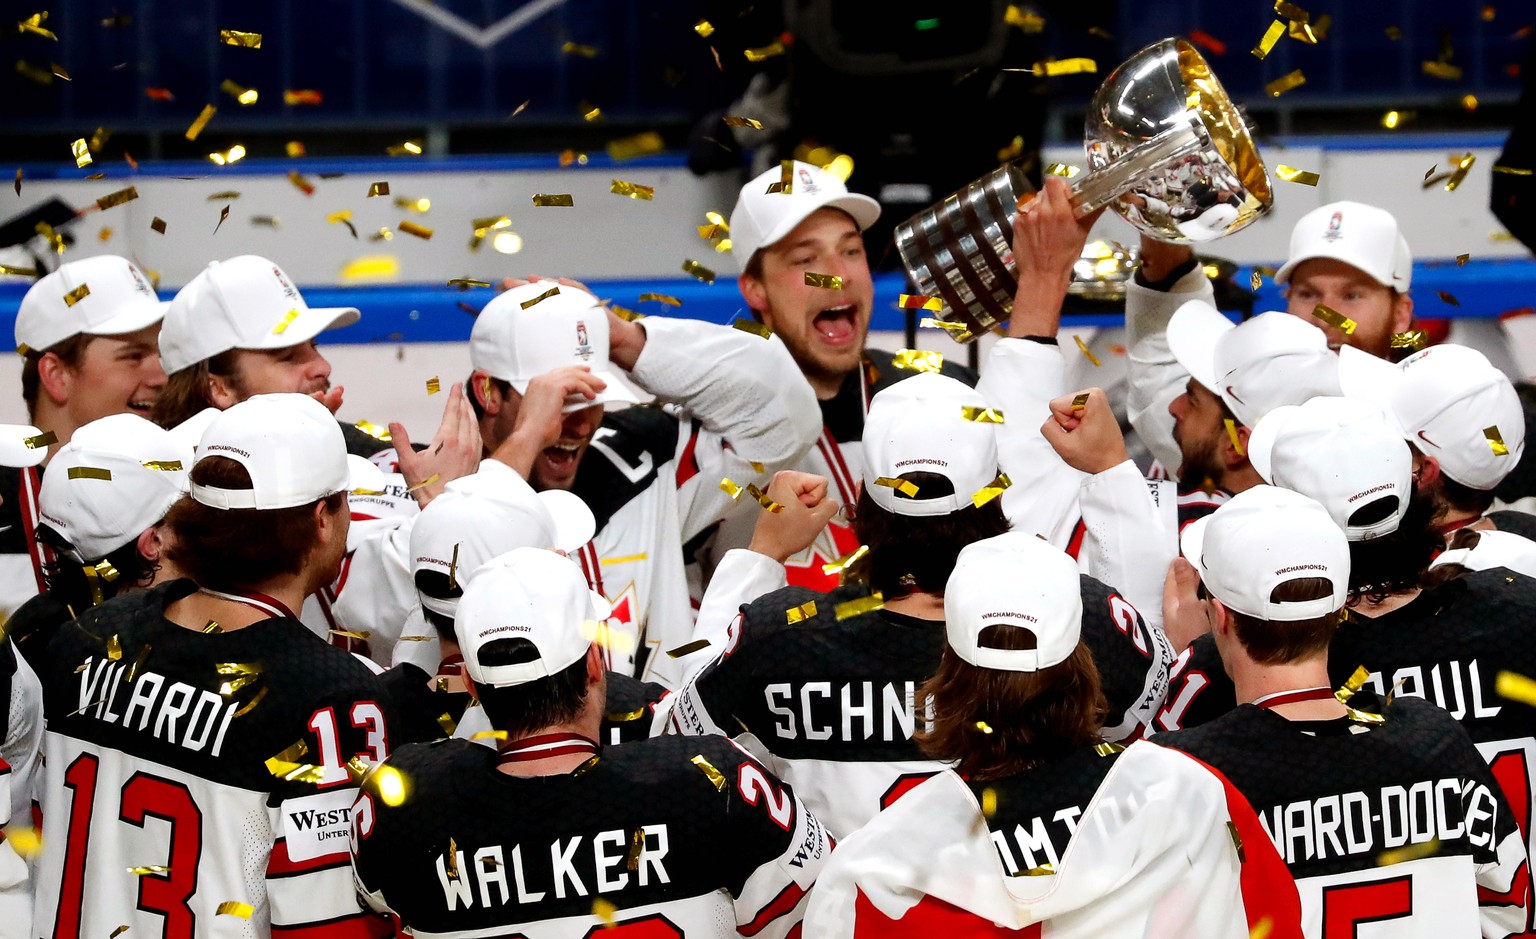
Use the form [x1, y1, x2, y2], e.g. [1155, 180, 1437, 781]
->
[669, 575, 1168, 838]
[32, 578, 397, 938]
[351, 734, 828, 938]
[1152, 633, 1238, 734]
[966, 745, 1125, 876]
[1161, 693, 1531, 938]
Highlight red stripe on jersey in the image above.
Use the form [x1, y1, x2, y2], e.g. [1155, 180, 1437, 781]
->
[267, 838, 348, 877]
[817, 429, 858, 504]
[272, 911, 392, 938]
[675, 429, 702, 488]
[741, 880, 810, 937]
[852, 887, 1036, 938]
[1065, 519, 1087, 561]
[1477, 858, 1532, 911]
[585, 544, 606, 597]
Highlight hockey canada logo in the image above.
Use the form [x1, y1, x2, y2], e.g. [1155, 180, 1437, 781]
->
[1322, 211, 1344, 242]
[127, 264, 154, 297]
[798, 167, 819, 195]
[272, 267, 300, 301]
[575, 321, 594, 361]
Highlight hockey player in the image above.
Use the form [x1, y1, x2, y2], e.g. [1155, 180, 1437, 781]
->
[351, 547, 828, 938]
[801, 532, 1302, 939]
[31, 393, 397, 937]
[670, 371, 1171, 838]
[462, 278, 821, 685]
[1157, 484, 1531, 937]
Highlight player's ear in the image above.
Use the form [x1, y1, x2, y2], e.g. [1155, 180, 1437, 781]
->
[1415, 455, 1442, 492]
[1224, 424, 1253, 469]
[1208, 597, 1234, 637]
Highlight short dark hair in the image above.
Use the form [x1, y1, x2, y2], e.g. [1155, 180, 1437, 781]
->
[150, 349, 242, 429]
[163, 456, 345, 592]
[851, 472, 1011, 599]
[1209, 577, 1341, 665]
[474, 638, 591, 738]
[917, 629, 1108, 781]
[414, 569, 460, 640]
[36, 525, 157, 612]
[1348, 492, 1441, 604]
[1439, 474, 1498, 517]
[21, 335, 94, 418]
[464, 375, 513, 421]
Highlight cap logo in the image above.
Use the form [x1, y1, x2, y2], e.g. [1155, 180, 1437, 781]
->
[797, 168, 820, 195]
[574, 321, 594, 361]
[272, 267, 300, 302]
[1323, 211, 1344, 242]
[1275, 564, 1328, 575]
[481, 625, 533, 637]
[127, 264, 153, 296]
[982, 611, 1038, 623]
[895, 458, 947, 468]
[1348, 483, 1395, 503]
[204, 444, 251, 459]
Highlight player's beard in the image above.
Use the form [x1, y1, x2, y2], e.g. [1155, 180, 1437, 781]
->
[1176, 427, 1226, 491]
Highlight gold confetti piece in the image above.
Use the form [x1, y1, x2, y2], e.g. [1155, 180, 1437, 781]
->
[329, 630, 371, 641]
[1494, 165, 1535, 176]
[110, 926, 130, 938]
[721, 477, 744, 500]
[1227, 820, 1246, 862]
[766, 159, 794, 195]
[1485, 426, 1510, 456]
[205, 191, 241, 202]
[1376, 838, 1441, 868]
[185, 104, 216, 141]
[140, 459, 183, 471]
[127, 864, 170, 876]
[1035, 58, 1097, 76]
[355, 420, 391, 442]
[219, 79, 258, 105]
[745, 483, 783, 513]
[722, 116, 766, 131]
[1274, 164, 1320, 186]
[250, 215, 280, 229]
[975, 720, 994, 734]
[1287, 19, 1318, 43]
[1224, 418, 1246, 457]
[1004, 5, 1046, 32]
[1457, 253, 1471, 265]
[285, 140, 306, 158]
[961, 406, 1005, 424]
[593, 898, 618, 926]
[873, 476, 920, 498]
[694, 19, 715, 37]
[804, 272, 844, 289]
[1019, 864, 1057, 877]
[1094, 741, 1126, 756]
[900, 293, 944, 311]
[609, 304, 642, 322]
[1071, 392, 1091, 412]
[1252, 20, 1286, 58]
[691, 754, 728, 791]
[124, 644, 151, 683]
[1496, 669, 1536, 705]
[386, 140, 423, 156]
[971, 473, 1012, 508]
[532, 193, 574, 207]
[611, 179, 656, 200]
[822, 544, 870, 578]
[95, 186, 139, 211]
[219, 28, 261, 48]
[446, 278, 491, 290]
[980, 787, 998, 818]
[640, 292, 683, 306]
[1274, 0, 1310, 21]
[398, 220, 434, 240]
[698, 223, 726, 240]
[1265, 69, 1306, 97]
[598, 553, 648, 568]
[284, 89, 323, 105]
[270, 309, 299, 335]
[520, 286, 560, 310]
[835, 592, 886, 620]
[8, 828, 40, 859]
[1390, 330, 1428, 351]
[1250, 270, 1263, 291]
[22, 430, 56, 450]
[1438, 290, 1461, 307]
[580, 102, 603, 122]
[71, 139, 93, 168]
[1043, 162, 1082, 179]
[214, 900, 255, 919]
[368, 181, 390, 197]
[62, 284, 91, 308]
[562, 41, 599, 57]
[471, 729, 509, 742]
[422, 376, 441, 397]
[1422, 60, 1463, 80]
[784, 601, 818, 624]
[1445, 153, 1476, 192]
[1073, 335, 1102, 366]
[215, 662, 262, 696]
[732, 318, 773, 339]
[891, 349, 944, 373]
[680, 259, 716, 284]
[1311, 304, 1357, 335]
[67, 466, 112, 481]
[665, 639, 712, 658]
[607, 131, 665, 162]
[743, 40, 786, 62]
[1381, 109, 1413, 130]
[624, 827, 646, 871]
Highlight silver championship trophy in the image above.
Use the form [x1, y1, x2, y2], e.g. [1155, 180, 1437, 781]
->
[895, 37, 1272, 340]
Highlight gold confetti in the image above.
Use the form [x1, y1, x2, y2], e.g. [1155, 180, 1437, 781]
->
[980, 787, 998, 818]
[693, 19, 715, 37]
[766, 159, 793, 195]
[835, 592, 885, 620]
[445, 837, 461, 881]
[676, 259, 714, 284]
[607, 131, 665, 161]
[1224, 418, 1247, 457]
[1494, 165, 1534, 176]
[209, 145, 246, 165]
[640, 292, 682, 306]
[386, 140, 423, 156]
[368, 181, 390, 197]
[873, 476, 920, 498]
[1227, 820, 1246, 862]
[95, 186, 139, 211]
[891, 349, 944, 373]
[723, 116, 764, 129]
[520, 287, 560, 310]
[1274, 164, 1320, 186]
[285, 140, 306, 158]
[743, 40, 786, 62]
[975, 720, 994, 734]
[1390, 330, 1428, 351]
[1438, 291, 1461, 307]
[124, 644, 151, 683]
[7, 828, 40, 859]
[270, 309, 300, 335]
[330, 630, 371, 641]
[1376, 839, 1440, 868]
[284, 89, 323, 105]
[822, 544, 870, 577]
[665, 639, 711, 659]
[219, 28, 261, 48]
[424, 376, 441, 396]
[609, 304, 642, 322]
[1252, 20, 1286, 58]
[110, 927, 130, 938]
[62, 284, 91, 308]
[1035, 58, 1097, 76]
[127, 865, 170, 876]
[804, 272, 844, 289]
[1381, 110, 1412, 130]
[721, 477, 744, 500]
[447, 278, 491, 289]
[1004, 5, 1046, 32]
[23, 430, 56, 450]
[71, 139, 92, 168]
[1265, 69, 1306, 97]
[1020, 864, 1057, 876]
[1287, 19, 1318, 43]
[1312, 303, 1357, 335]
[1044, 162, 1081, 178]
[355, 420, 391, 442]
[66, 465, 113, 483]
[732, 318, 773, 339]
[214, 901, 254, 919]
[562, 41, 599, 58]
[1445, 153, 1476, 191]
[745, 483, 783, 513]
[1071, 392, 1090, 412]
[961, 406, 1005, 424]
[1457, 254, 1471, 265]
[581, 102, 603, 122]
[1497, 669, 1536, 705]
[593, 898, 618, 926]
[532, 193, 574, 207]
[1074, 335, 1102, 366]
[691, 754, 728, 791]
[397, 220, 433, 240]
[610, 179, 655, 200]
[250, 216, 280, 229]
[471, 729, 509, 742]
[972, 473, 1012, 508]
[785, 601, 818, 624]
[1094, 741, 1126, 756]
[215, 662, 262, 696]
[624, 827, 646, 871]
[1250, 270, 1264, 291]
[1, 269, 36, 282]
[219, 79, 258, 105]
[185, 104, 216, 141]
[1485, 426, 1510, 456]
[900, 294, 944, 311]
[1422, 61, 1463, 80]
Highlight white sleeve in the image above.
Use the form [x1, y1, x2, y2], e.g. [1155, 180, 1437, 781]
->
[672, 549, 786, 681]
[1126, 267, 1216, 480]
[976, 338, 1085, 548]
[0, 655, 37, 936]
[325, 516, 418, 667]
[1075, 460, 1178, 632]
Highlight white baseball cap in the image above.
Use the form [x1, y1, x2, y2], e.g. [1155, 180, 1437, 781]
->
[729, 160, 881, 269]
[1274, 201, 1413, 291]
[15, 255, 167, 353]
[159, 255, 359, 376]
[862, 372, 999, 517]
[1248, 398, 1412, 542]
[944, 532, 1084, 672]
[410, 485, 597, 620]
[455, 547, 611, 688]
[470, 283, 638, 414]
[39, 413, 192, 561]
[1338, 343, 1525, 490]
[1181, 485, 1349, 621]
[1431, 529, 1536, 580]
[0, 424, 50, 469]
[1167, 301, 1341, 427]
[190, 393, 349, 510]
